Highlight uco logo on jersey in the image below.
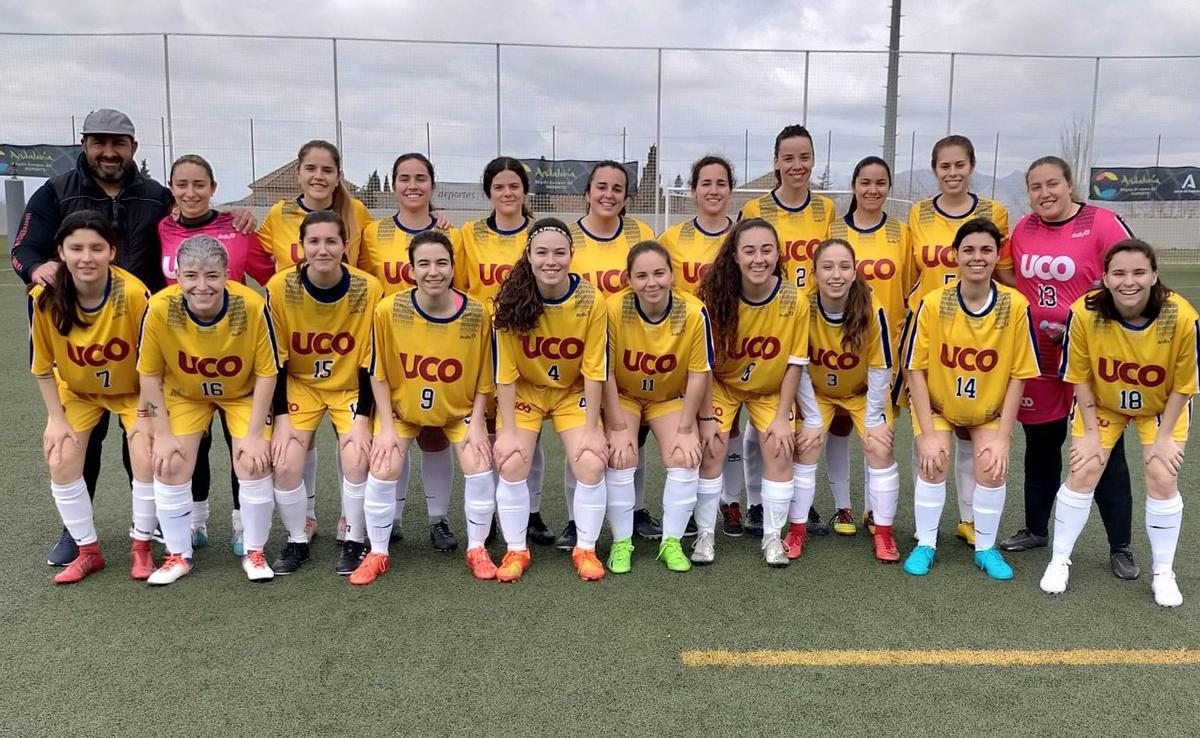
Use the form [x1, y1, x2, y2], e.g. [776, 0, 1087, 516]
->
[784, 238, 820, 264]
[857, 258, 896, 280]
[522, 336, 584, 360]
[1098, 358, 1165, 387]
[383, 262, 414, 285]
[920, 245, 957, 268]
[178, 352, 243, 377]
[398, 353, 464, 382]
[581, 269, 628, 293]
[292, 332, 356, 356]
[939, 345, 998, 371]
[812, 348, 859, 371]
[729, 336, 780, 360]
[1020, 254, 1077, 282]
[682, 262, 711, 284]
[622, 350, 677, 375]
[66, 337, 131, 367]
[478, 264, 512, 286]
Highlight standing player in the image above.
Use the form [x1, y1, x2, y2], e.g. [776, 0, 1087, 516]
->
[491, 219, 610, 581]
[359, 152, 464, 553]
[267, 211, 382, 576]
[902, 219, 1038, 580]
[362, 231, 495, 585]
[604, 240, 713, 573]
[994, 156, 1139, 581]
[29, 211, 155, 583]
[905, 135, 1011, 547]
[136, 235, 280, 585]
[795, 239, 900, 562]
[1041, 240, 1196, 606]
[696, 218, 809, 567]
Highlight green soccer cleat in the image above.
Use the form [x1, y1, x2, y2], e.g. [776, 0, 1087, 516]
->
[974, 547, 1014, 581]
[903, 545, 936, 576]
[607, 538, 634, 574]
[656, 537, 692, 573]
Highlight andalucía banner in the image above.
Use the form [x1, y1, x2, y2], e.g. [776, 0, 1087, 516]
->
[520, 159, 639, 196]
[0, 144, 81, 177]
[1089, 166, 1200, 201]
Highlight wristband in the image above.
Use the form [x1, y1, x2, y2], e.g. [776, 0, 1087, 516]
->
[698, 415, 717, 423]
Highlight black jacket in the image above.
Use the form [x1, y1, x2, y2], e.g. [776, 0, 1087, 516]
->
[9, 153, 172, 292]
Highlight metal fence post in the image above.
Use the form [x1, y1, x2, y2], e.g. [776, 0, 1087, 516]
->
[495, 44, 502, 155]
[332, 38, 343, 151]
[946, 52, 955, 135]
[802, 50, 811, 126]
[249, 118, 256, 182]
[1088, 56, 1100, 174]
[655, 48, 663, 232]
[162, 34, 174, 165]
[990, 131, 1000, 199]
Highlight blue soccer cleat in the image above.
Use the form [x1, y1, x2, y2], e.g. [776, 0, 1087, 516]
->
[974, 547, 1014, 580]
[903, 545, 936, 576]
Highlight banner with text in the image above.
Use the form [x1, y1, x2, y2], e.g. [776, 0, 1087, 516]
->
[0, 144, 81, 178]
[520, 159, 638, 196]
[1090, 166, 1200, 201]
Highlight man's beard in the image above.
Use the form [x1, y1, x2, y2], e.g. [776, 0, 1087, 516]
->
[88, 160, 129, 184]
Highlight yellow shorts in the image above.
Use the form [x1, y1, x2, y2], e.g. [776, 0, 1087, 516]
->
[58, 385, 139, 433]
[617, 393, 684, 424]
[912, 412, 1000, 437]
[497, 382, 588, 434]
[286, 382, 358, 434]
[711, 381, 794, 434]
[814, 393, 895, 436]
[375, 409, 471, 445]
[1071, 403, 1190, 449]
[166, 393, 272, 439]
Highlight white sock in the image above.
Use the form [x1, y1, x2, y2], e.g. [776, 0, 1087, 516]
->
[605, 466, 637, 542]
[238, 475, 274, 553]
[863, 459, 873, 515]
[496, 476, 530, 551]
[192, 498, 210, 528]
[529, 443, 545, 513]
[153, 479, 193, 557]
[52, 477, 97, 546]
[1146, 494, 1184, 574]
[914, 477, 946, 548]
[972, 482, 1006, 551]
[274, 483, 309, 543]
[394, 455, 410, 525]
[761, 477, 793, 537]
[422, 446, 453, 523]
[463, 470, 496, 549]
[825, 433, 851, 509]
[662, 467, 698, 539]
[954, 437, 975, 521]
[130, 479, 156, 541]
[573, 477, 607, 550]
[303, 448, 318, 519]
[695, 475, 723, 535]
[341, 477, 367, 543]
[789, 463, 817, 524]
[721, 433, 745, 506]
[743, 424, 764, 507]
[365, 473, 397, 557]
[1049, 485, 1093, 564]
[564, 464, 578, 519]
[633, 452, 647, 511]
[868, 464, 900, 526]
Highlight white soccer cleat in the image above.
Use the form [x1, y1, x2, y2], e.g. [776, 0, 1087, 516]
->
[762, 533, 789, 568]
[1152, 571, 1183, 608]
[1039, 559, 1071, 595]
[147, 554, 192, 586]
[242, 550, 275, 582]
[690, 530, 715, 565]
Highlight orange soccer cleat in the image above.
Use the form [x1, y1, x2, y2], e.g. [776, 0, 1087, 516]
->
[466, 546, 498, 581]
[496, 549, 532, 583]
[130, 539, 156, 580]
[571, 547, 606, 581]
[872, 525, 901, 563]
[349, 551, 390, 586]
[53, 543, 105, 585]
[783, 523, 808, 560]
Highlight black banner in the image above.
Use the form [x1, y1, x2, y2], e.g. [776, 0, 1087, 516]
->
[1089, 166, 1200, 202]
[0, 144, 80, 177]
[520, 159, 638, 196]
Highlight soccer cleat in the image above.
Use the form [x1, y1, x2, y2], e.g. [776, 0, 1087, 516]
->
[956, 520, 976, 546]
[762, 534, 789, 568]
[864, 511, 877, 536]
[527, 512, 555, 546]
[572, 547, 606, 581]
[242, 550, 275, 582]
[349, 551, 389, 586]
[974, 547, 1013, 580]
[783, 522, 808, 560]
[148, 553, 192, 586]
[721, 503, 744, 537]
[130, 540, 156, 580]
[336, 540, 366, 576]
[999, 528, 1048, 552]
[807, 507, 830, 536]
[1152, 571, 1183, 608]
[745, 504, 764, 538]
[832, 508, 857, 536]
[271, 541, 311, 575]
[657, 537, 691, 572]
[690, 530, 715, 565]
[903, 545, 936, 576]
[872, 525, 900, 563]
[47, 527, 78, 567]
[53, 543, 105, 585]
[554, 520, 578, 551]
[336, 515, 348, 543]
[1110, 546, 1140, 580]
[1040, 559, 1071, 594]
[633, 509, 663, 540]
[465, 546, 498, 580]
[430, 520, 458, 552]
[305, 517, 318, 543]
[684, 515, 698, 538]
[607, 538, 634, 574]
[496, 549, 532, 583]
[192, 524, 209, 549]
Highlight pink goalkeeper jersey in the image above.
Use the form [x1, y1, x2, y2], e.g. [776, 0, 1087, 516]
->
[158, 211, 276, 288]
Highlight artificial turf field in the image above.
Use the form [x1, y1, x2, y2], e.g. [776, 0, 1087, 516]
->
[1, 259, 1199, 735]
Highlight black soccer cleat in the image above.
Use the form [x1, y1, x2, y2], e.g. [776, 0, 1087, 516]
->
[1110, 545, 1140, 581]
[554, 520, 578, 551]
[430, 520, 458, 552]
[272, 541, 311, 575]
[683, 515, 699, 538]
[807, 506, 830, 536]
[998, 528, 1048, 552]
[745, 504, 764, 538]
[633, 509, 663, 540]
[48, 527, 78, 567]
[528, 512, 556, 546]
[336, 540, 366, 576]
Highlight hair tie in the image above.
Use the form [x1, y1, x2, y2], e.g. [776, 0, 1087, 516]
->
[527, 224, 572, 245]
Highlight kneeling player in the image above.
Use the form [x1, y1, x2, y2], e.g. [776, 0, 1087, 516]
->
[902, 219, 1038, 580]
[137, 235, 279, 585]
[1041, 240, 1197, 607]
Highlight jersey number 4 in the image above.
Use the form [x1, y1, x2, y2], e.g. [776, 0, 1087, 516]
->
[954, 376, 977, 399]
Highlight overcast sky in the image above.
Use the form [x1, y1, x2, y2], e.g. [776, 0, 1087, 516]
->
[2, 0, 1198, 208]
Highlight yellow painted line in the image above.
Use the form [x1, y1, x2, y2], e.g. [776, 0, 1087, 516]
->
[681, 649, 1200, 667]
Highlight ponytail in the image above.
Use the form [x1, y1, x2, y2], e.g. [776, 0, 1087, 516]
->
[847, 156, 891, 217]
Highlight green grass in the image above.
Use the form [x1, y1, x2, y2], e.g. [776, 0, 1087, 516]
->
[1, 264, 1199, 734]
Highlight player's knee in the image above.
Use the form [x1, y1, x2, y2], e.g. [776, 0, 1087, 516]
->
[1145, 463, 1179, 499]
[864, 444, 893, 469]
[499, 454, 530, 483]
[573, 454, 605, 486]
[976, 468, 1005, 488]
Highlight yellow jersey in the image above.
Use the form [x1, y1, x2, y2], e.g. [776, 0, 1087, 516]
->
[359, 215, 465, 296]
[607, 287, 714, 401]
[457, 215, 530, 312]
[266, 265, 382, 393]
[1061, 291, 1199, 417]
[738, 189, 835, 292]
[829, 214, 913, 348]
[369, 289, 494, 426]
[257, 196, 373, 271]
[808, 292, 893, 399]
[658, 217, 732, 295]
[137, 280, 280, 401]
[569, 217, 655, 297]
[493, 274, 608, 390]
[29, 266, 149, 396]
[713, 277, 810, 394]
[904, 282, 1039, 427]
[906, 194, 1009, 310]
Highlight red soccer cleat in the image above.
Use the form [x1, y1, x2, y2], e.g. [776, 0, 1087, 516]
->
[783, 523, 808, 560]
[53, 542, 105, 584]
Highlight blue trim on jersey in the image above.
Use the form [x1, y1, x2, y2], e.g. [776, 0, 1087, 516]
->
[540, 273, 581, 305]
[78, 269, 114, 314]
[700, 306, 716, 370]
[739, 276, 782, 307]
[368, 323, 378, 377]
[932, 192, 980, 221]
[844, 212, 887, 235]
[771, 188, 811, 214]
[816, 294, 844, 324]
[1023, 306, 1039, 374]
[634, 292, 671, 325]
[393, 214, 437, 235]
[296, 195, 335, 214]
[300, 264, 351, 303]
[409, 288, 468, 324]
[486, 213, 528, 237]
[27, 293, 35, 370]
[877, 307, 894, 370]
[491, 329, 500, 385]
[1057, 312, 1074, 381]
[903, 303, 923, 370]
[135, 308, 151, 372]
[576, 216, 624, 243]
[956, 282, 997, 318]
[1193, 319, 1199, 393]
[693, 216, 733, 238]
[184, 290, 229, 327]
[1116, 312, 1155, 332]
[262, 306, 282, 371]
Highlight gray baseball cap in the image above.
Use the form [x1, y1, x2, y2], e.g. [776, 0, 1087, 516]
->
[81, 108, 135, 137]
